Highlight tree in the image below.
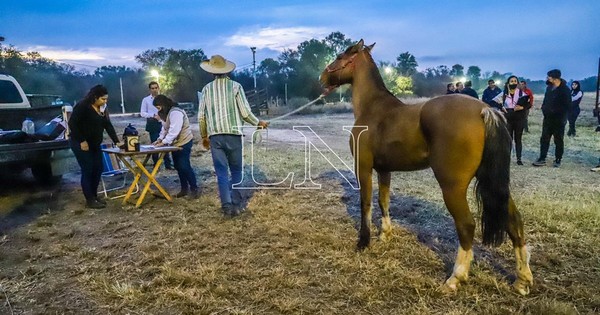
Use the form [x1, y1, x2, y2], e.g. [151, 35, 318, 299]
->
[396, 52, 418, 76]
[450, 64, 464, 77]
[324, 32, 353, 56]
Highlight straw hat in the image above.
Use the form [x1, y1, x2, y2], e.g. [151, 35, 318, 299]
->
[200, 55, 236, 74]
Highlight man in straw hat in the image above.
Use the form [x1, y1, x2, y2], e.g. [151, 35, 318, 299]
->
[199, 55, 269, 217]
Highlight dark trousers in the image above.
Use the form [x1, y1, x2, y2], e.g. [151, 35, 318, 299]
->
[539, 116, 566, 161]
[209, 134, 243, 208]
[172, 140, 198, 192]
[567, 105, 581, 134]
[147, 119, 172, 167]
[507, 117, 526, 160]
[70, 141, 103, 202]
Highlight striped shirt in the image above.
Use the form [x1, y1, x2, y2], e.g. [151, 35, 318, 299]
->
[199, 76, 259, 137]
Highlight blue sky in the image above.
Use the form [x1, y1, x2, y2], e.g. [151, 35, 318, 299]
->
[1, 0, 598, 80]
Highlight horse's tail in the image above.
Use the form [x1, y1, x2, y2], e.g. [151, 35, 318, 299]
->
[475, 107, 511, 247]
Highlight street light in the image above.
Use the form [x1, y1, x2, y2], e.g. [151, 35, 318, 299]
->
[150, 69, 160, 84]
[250, 47, 257, 90]
[384, 66, 393, 74]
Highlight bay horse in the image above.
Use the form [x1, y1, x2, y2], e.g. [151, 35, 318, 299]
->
[320, 40, 533, 295]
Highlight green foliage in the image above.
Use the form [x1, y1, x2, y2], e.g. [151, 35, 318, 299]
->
[396, 52, 418, 76]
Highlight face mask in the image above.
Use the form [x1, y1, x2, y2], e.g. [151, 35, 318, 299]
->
[100, 104, 107, 113]
[545, 80, 552, 86]
[509, 84, 518, 89]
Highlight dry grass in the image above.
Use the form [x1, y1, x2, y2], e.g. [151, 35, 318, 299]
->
[1, 95, 599, 314]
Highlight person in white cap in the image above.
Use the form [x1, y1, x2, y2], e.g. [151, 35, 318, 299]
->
[199, 55, 269, 216]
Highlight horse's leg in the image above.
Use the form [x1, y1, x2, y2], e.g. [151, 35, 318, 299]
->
[357, 166, 374, 251]
[439, 185, 476, 293]
[506, 196, 533, 295]
[377, 171, 392, 242]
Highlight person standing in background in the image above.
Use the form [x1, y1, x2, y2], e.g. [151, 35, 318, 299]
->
[68, 85, 123, 209]
[460, 80, 479, 99]
[455, 81, 464, 94]
[482, 79, 502, 107]
[567, 81, 583, 137]
[519, 80, 534, 133]
[446, 83, 456, 94]
[140, 81, 173, 170]
[532, 69, 572, 168]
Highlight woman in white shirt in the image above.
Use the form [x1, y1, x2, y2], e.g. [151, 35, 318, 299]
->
[567, 81, 583, 137]
[152, 95, 199, 199]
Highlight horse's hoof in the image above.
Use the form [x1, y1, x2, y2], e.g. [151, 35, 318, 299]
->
[438, 281, 459, 295]
[356, 238, 370, 251]
[513, 278, 533, 296]
[379, 231, 392, 242]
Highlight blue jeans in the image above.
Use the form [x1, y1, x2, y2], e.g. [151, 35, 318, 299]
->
[70, 140, 103, 202]
[209, 134, 243, 208]
[172, 140, 197, 192]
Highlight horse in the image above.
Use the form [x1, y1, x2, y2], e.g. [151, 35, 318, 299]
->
[319, 40, 533, 295]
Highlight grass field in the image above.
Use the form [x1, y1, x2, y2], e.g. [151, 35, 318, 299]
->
[1, 94, 599, 314]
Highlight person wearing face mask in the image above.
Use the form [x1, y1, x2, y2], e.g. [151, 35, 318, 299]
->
[152, 95, 199, 199]
[567, 81, 583, 137]
[68, 85, 123, 209]
[492, 75, 532, 165]
[532, 69, 572, 167]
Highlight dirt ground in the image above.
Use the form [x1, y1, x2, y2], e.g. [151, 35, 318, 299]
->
[1, 96, 600, 314]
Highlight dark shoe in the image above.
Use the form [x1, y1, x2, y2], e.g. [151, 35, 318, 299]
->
[222, 204, 234, 216]
[229, 207, 241, 217]
[189, 189, 200, 199]
[96, 197, 107, 205]
[553, 159, 561, 168]
[165, 164, 175, 170]
[233, 204, 247, 213]
[175, 190, 188, 198]
[517, 159, 523, 165]
[86, 199, 106, 209]
[532, 159, 546, 166]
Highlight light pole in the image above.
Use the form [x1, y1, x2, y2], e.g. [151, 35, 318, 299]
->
[250, 47, 257, 90]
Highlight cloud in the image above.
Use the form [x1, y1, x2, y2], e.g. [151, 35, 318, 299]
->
[21, 45, 140, 68]
[224, 26, 330, 51]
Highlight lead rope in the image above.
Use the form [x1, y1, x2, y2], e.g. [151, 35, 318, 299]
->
[252, 95, 325, 149]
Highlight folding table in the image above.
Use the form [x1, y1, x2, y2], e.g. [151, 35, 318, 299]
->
[101, 145, 182, 208]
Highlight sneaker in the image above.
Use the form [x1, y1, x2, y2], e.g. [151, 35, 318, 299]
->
[553, 159, 561, 168]
[175, 190, 188, 198]
[86, 199, 106, 209]
[591, 165, 600, 172]
[532, 159, 546, 166]
[517, 159, 523, 166]
[189, 189, 200, 199]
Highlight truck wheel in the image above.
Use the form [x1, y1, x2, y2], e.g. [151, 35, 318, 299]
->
[31, 164, 62, 185]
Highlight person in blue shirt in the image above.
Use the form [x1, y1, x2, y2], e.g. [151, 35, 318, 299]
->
[482, 79, 502, 108]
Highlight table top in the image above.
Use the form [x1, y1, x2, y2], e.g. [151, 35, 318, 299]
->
[102, 145, 182, 155]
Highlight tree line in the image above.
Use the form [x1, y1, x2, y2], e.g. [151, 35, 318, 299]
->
[1, 32, 597, 113]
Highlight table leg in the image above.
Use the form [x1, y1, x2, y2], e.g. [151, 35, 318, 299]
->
[116, 156, 142, 205]
[131, 153, 173, 207]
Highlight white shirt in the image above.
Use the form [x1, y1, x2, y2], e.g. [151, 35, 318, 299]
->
[572, 91, 583, 102]
[140, 94, 158, 118]
[158, 110, 184, 145]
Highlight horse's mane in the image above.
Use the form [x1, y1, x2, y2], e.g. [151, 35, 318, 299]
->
[361, 49, 403, 104]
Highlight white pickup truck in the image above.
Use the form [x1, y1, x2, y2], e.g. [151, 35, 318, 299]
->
[0, 74, 75, 184]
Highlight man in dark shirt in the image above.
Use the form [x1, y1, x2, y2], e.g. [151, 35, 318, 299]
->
[461, 80, 479, 99]
[532, 69, 572, 167]
[482, 79, 502, 108]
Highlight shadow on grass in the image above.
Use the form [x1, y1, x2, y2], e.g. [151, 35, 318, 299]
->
[317, 170, 515, 279]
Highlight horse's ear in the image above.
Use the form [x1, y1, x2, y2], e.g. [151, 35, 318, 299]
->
[355, 39, 364, 50]
[365, 42, 376, 52]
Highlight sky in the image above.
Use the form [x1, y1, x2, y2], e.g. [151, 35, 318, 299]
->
[1, 0, 599, 80]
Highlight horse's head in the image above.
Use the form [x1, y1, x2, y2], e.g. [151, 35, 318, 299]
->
[320, 39, 375, 96]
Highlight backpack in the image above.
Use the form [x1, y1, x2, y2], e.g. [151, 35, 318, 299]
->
[123, 123, 138, 140]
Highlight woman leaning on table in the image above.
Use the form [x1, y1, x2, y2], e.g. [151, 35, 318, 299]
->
[152, 95, 199, 199]
[68, 85, 123, 209]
